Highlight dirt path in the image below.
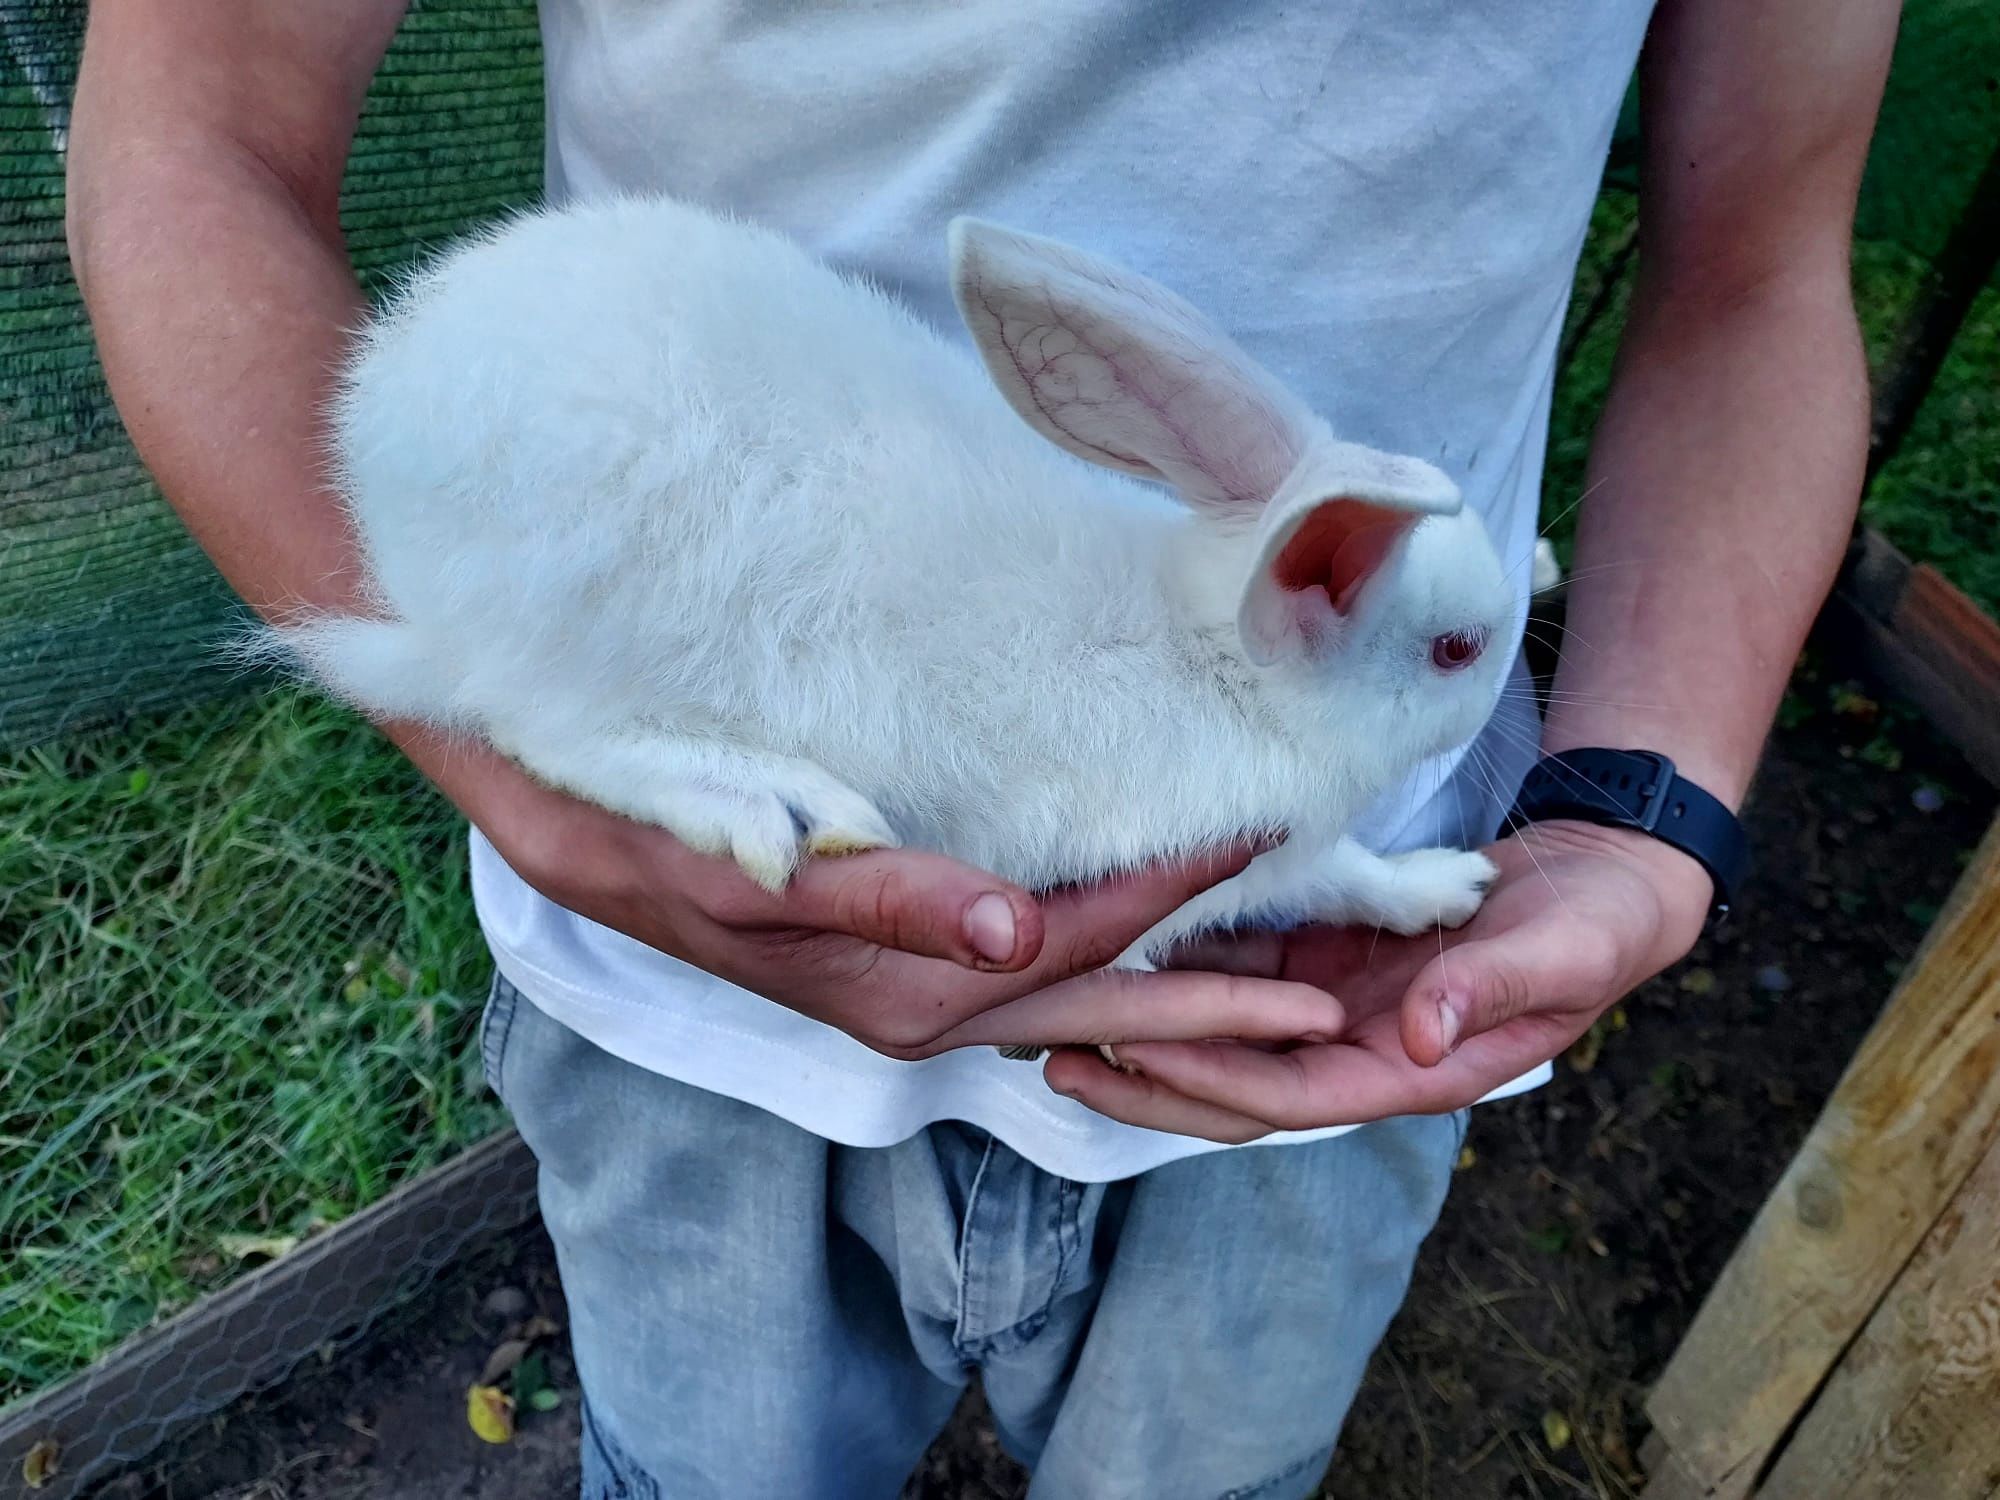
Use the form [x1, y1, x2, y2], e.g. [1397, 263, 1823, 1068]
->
[104, 696, 1993, 1500]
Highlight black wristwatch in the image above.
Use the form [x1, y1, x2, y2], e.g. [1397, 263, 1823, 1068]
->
[1499, 748, 1749, 922]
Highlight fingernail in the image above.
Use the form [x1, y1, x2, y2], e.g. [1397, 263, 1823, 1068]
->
[965, 893, 1017, 964]
[1437, 995, 1462, 1056]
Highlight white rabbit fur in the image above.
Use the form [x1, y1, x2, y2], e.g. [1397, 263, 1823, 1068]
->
[272, 196, 1514, 973]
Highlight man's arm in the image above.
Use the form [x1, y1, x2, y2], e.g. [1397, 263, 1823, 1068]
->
[1050, 0, 1902, 1136]
[69, 0, 1343, 1061]
[1548, 0, 1895, 803]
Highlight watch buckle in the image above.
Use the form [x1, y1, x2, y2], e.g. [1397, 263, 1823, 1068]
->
[1628, 750, 1678, 834]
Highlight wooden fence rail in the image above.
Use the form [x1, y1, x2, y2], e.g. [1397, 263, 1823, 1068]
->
[1642, 816, 2000, 1498]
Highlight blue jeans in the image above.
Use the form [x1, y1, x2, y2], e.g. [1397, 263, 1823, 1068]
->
[483, 975, 1465, 1499]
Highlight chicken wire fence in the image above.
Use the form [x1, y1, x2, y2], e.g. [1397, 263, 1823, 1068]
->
[3, 0, 1997, 1495]
[0, 0, 544, 750]
[3, 1, 544, 1494]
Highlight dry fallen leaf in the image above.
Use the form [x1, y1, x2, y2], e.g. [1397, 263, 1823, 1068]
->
[519, 1313, 563, 1342]
[466, 1384, 515, 1444]
[479, 1338, 533, 1386]
[1542, 1410, 1573, 1452]
[1455, 1146, 1477, 1172]
[217, 1233, 300, 1262]
[22, 1437, 59, 1489]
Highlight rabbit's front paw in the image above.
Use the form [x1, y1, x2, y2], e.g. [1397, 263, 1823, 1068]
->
[1374, 848, 1499, 934]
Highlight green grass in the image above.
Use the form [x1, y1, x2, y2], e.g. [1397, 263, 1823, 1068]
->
[1547, 0, 2000, 606]
[1546, 189, 2000, 612]
[0, 0, 545, 748]
[0, 691, 495, 1404]
[1853, 0, 2000, 262]
[1867, 277, 2000, 609]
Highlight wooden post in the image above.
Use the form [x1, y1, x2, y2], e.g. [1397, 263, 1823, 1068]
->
[1755, 1129, 2000, 1500]
[1643, 816, 2000, 1496]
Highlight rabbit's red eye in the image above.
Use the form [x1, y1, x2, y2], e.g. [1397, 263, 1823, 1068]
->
[1430, 629, 1487, 671]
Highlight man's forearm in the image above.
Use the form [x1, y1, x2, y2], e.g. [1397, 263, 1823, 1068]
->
[64, 3, 536, 825]
[1544, 257, 1869, 809]
[70, 141, 372, 621]
[68, 2, 410, 626]
[70, 129, 534, 828]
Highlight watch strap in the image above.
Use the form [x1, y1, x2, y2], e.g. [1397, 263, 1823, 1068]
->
[1500, 748, 1749, 920]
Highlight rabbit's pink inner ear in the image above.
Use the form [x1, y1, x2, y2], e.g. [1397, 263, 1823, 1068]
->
[1271, 499, 1419, 614]
[948, 218, 1318, 512]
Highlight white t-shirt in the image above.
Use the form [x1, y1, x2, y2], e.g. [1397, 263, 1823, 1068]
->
[473, 0, 1656, 1183]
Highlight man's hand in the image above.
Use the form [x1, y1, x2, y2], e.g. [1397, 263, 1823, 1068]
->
[400, 727, 1344, 1062]
[1042, 822, 1710, 1141]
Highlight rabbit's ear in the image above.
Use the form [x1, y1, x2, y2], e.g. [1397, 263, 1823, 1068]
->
[949, 218, 1317, 512]
[1237, 442, 1461, 666]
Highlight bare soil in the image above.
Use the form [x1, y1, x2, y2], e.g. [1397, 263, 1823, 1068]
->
[95, 690, 1994, 1500]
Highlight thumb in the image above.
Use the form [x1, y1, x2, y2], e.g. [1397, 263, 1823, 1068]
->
[1398, 937, 1542, 1068]
[777, 848, 1045, 971]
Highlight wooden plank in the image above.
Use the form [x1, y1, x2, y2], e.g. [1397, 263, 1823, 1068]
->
[1758, 1130, 2000, 1500]
[1644, 816, 2000, 1494]
[1640, 1431, 1757, 1500]
[1898, 563, 2000, 729]
[0, 1129, 538, 1500]
[1819, 529, 2000, 788]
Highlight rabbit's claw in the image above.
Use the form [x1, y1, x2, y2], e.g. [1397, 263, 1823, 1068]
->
[723, 768, 898, 890]
[646, 759, 898, 893]
[995, 1042, 1131, 1071]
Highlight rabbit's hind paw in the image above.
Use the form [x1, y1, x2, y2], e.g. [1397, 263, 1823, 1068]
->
[994, 1043, 1132, 1071]
[497, 731, 898, 893]
[737, 763, 901, 890]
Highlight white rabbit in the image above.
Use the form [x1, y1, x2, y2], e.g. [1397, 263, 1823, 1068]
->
[269, 197, 1514, 1006]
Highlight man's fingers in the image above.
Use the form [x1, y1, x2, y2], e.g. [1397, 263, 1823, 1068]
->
[1156, 927, 1287, 977]
[1105, 1031, 1457, 1129]
[700, 838, 1272, 1048]
[1110, 1017, 1571, 1129]
[729, 837, 1266, 976]
[936, 968, 1344, 1052]
[1098, 1037, 1399, 1129]
[1158, 922, 1424, 1020]
[1030, 840, 1269, 979]
[770, 849, 1044, 970]
[1042, 1047, 1276, 1143]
